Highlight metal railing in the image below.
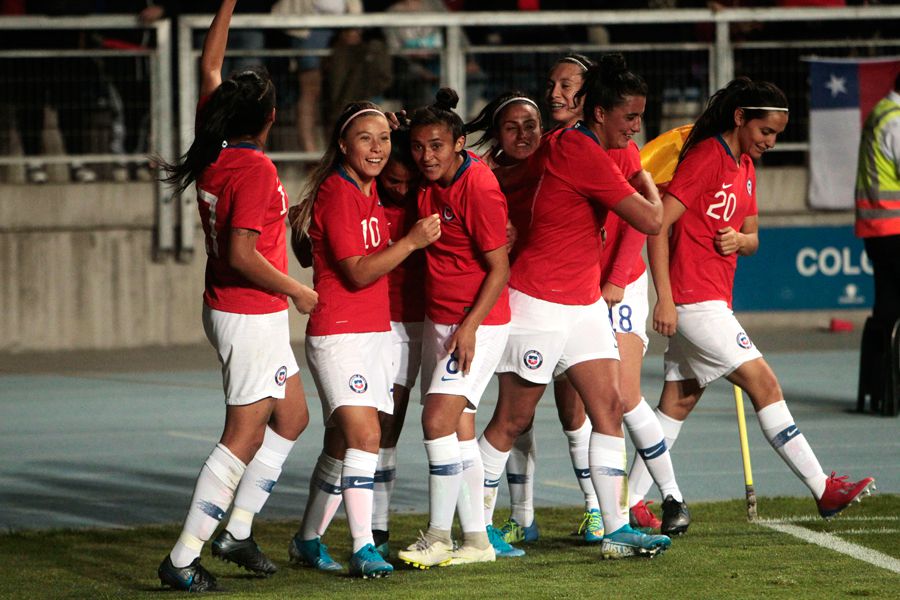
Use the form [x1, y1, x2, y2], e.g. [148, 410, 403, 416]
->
[2, 7, 900, 260]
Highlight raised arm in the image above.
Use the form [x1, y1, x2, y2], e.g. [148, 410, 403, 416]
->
[199, 0, 237, 97]
[610, 170, 663, 235]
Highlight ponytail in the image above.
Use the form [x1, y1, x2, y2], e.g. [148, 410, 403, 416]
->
[679, 76, 788, 162]
[159, 68, 275, 195]
[578, 53, 647, 126]
[410, 87, 465, 141]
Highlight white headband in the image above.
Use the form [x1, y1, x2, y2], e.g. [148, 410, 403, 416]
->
[339, 108, 385, 136]
[492, 97, 540, 123]
[560, 57, 589, 72]
[740, 106, 789, 112]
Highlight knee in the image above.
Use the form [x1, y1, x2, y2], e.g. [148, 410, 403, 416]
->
[344, 428, 381, 454]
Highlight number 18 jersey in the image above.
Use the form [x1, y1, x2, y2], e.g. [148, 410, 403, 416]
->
[666, 136, 757, 308]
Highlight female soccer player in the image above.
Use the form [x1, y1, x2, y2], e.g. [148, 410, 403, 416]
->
[641, 76, 875, 520]
[372, 126, 426, 558]
[287, 101, 440, 578]
[396, 88, 512, 569]
[156, 1, 318, 592]
[480, 55, 673, 560]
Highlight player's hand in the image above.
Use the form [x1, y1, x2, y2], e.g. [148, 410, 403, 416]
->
[601, 282, 625, 310]
[291, 285, 318, 314]
[505, 220, 517, 254]
[714, 226, 741, 256]
[385, 110, 409, 131]
[653, 299, 677, 337]
[446, 322, 477, 375]
[406, 214, 441, 249]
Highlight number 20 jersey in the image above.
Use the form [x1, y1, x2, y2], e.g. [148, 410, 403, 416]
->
[666, 136, 757, 308]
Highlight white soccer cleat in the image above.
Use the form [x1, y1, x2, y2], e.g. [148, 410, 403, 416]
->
[397, 533, 453, 569]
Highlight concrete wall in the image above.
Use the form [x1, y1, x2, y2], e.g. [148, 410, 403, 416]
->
[0, 166, 862, 353]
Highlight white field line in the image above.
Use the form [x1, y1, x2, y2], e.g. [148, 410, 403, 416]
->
[758, 515, 900, 523]
[759, 520, 900, 574]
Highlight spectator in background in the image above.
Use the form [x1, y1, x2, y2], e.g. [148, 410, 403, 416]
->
[272, 0, 363, 154]
[855, 72, 900, 416]
[383, 0, 444, 109]
[322, 27, 393, 132]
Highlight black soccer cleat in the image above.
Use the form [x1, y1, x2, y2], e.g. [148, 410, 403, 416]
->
[211, 530, 278, 575]
[661, 495, 691, 536]
[158, 555, 218, 592]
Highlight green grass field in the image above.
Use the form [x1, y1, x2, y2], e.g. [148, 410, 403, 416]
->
[2, 495, 898, 599]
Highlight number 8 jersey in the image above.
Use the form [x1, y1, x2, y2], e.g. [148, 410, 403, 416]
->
[666, 135, 757, 308]
[307, 166, 391, 336]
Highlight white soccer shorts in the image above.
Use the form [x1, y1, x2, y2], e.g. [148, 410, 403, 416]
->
[390, 320, 424, 389]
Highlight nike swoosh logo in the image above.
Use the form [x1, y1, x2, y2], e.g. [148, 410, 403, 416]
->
[441, 376, 459, 382]
[722, 183, 733, 189]
[786, 429, 798, 438]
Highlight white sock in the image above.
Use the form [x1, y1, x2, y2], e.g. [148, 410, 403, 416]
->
[478, 435, 510, 526]
[628, 408, 683, 506]
[425, 434, 463, 532]
[457, 439, 487, 537]
[756, 400, 827, 498]
[299, 452, 343, 541]
[507, 428, 536, 526]
[170, 444, 246, 568]
[564, 419, 598, 511]
[589, 432, 628, 534]
[226, 427, 295, 540]
[624, 398, 682, 502]
[372, 447, 397, 532]
[342, 448, 378, 553]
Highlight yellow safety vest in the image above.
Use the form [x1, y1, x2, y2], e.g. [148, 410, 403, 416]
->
[855, 94, 900, 238]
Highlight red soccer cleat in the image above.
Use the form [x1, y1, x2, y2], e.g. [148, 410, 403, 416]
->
[629, 500, 663, 531]
[816, 472, 876, 518]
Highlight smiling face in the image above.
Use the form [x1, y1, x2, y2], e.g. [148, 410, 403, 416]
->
[378, 158, 417, 205]
[546, 61, 585, 127]
[591, 95, 646, 150]
[497, 102, 542, 161]
[735, 109, 788, 160]
[340, 114, 391, 186]
[410, 123, 465, 186]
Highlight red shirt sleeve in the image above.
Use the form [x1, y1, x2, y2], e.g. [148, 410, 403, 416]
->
[667, 145, 716, 211]
[605, 220, 646, 288]
[745, 159, 759, 217]
[609, 141, 642, 181]
[316, 180, 368, 263]
[463, 168, 509, 253]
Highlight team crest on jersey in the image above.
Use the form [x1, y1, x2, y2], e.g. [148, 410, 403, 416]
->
[746, 179, 752, 195]
[523, 349, 543, 370]
[349, 374, 368, 394]
[442, 206, 455, 222]
[736, 331, 753, 349]
[274, 365, 288, 386]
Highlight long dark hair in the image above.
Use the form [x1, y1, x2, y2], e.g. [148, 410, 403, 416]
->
[410, 87, 464, 141]
[290, 101, 384, 241]
[577, 53, 647, 126]
[160, 68, 275, 195]
[679, 76, 788, 162]
[464, 90, 540, 150]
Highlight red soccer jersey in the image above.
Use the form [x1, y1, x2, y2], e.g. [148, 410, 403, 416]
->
[492, 148, 546, 263]
[383, 199, 426, 323]
[510, 123, 636, 305]
[665, 136, 758, 308]
[418, 152, 510, 326]
[306, 168, 391, 335]
[197, 143, 290, 314]
[601, 141, 647, 288]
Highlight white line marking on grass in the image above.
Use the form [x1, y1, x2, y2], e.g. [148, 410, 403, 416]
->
[760, 522, 900, 574]
[839, 528, 899, 535]
[758, 515, 900, 524]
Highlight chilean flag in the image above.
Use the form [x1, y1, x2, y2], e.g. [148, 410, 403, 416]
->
[807, 57, 900, 209]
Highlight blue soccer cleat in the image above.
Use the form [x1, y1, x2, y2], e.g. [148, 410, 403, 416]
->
[349, 543, 394, 578]
[288, 535, 343, 571]
[500, 517, 540, 544]
[577, 508, 605, 543]
[487, 524, 525, 558]
[600, 523, 671, 559]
